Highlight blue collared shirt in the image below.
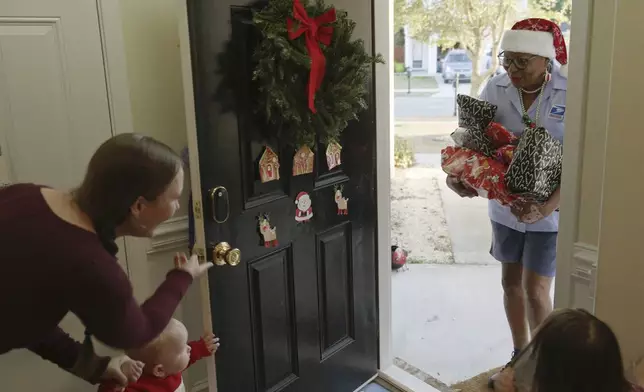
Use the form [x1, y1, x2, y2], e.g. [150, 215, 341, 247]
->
[479, 67, 567, 232]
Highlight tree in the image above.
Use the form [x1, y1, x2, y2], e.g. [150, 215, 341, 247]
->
[394, 0, 407, 32]
[404, 0, 516, 96]
[528, 0, 572, 26]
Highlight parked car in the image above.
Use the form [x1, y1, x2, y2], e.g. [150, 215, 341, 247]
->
[441, 49, 472, 84]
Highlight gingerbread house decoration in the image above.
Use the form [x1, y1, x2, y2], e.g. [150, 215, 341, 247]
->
[326, 141, 342, 170]
[258, 146, 280, 183]
[292, 145, 314, 176]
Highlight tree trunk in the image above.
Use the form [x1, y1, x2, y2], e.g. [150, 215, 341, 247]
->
[469, 53, 483, 97]
[470, 73, 486, 98]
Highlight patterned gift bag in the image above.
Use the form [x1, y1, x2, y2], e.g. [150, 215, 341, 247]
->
[451, 95, 499, 157]
[505, 126, 563, 203]
[456, 94, 497, 129]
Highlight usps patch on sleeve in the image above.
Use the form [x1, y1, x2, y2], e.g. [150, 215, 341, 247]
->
[548, 104, 565, 121]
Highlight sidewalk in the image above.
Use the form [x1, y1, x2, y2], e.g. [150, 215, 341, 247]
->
[394, 88, 440, 94]
[394, 74, 440, 95]
[395, 119, 458, 137]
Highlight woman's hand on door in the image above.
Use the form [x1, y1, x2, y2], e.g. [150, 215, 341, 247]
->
[174, 253, 214, 278]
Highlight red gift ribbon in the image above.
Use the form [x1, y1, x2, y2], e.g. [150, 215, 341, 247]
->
[287, 0, 336, 113]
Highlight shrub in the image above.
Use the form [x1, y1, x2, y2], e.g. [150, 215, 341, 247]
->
[394, 62, 406, 73]
[394, 136, 415, 168]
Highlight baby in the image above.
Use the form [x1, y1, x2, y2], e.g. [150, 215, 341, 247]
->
[98, 318, 219, 392]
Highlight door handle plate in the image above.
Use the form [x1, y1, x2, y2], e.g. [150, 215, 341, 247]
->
[209, 186, 230, 223]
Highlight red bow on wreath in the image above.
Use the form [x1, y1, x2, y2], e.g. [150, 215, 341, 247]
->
[287, 0, 336, 113]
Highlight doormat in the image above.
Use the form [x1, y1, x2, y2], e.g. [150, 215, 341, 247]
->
[450, 368, 500, 392]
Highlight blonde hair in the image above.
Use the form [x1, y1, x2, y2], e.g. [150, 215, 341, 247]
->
[127, 318, 185, 365]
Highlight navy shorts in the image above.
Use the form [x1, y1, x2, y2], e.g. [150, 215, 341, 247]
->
[489, 221, 558, 277]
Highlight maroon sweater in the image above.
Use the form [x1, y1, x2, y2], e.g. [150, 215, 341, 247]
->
[0, 184, 193, 381]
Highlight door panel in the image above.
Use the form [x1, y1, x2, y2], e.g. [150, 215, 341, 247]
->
[248, 246, 299, 392]
[317, 222, 354, 361]
[184, 0, 378, 391]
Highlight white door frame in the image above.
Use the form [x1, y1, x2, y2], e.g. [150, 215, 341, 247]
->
[176, 0, 219, 390]
[93, 0, 135, 268]
[375, 0, 593, 390]
[174, 0, 595, 390]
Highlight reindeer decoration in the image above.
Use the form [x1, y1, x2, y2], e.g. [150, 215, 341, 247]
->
[257, 213, 278, 248]
[334, 185, 349, 215]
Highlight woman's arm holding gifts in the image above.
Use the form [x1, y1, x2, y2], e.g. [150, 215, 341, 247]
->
[514, 187, 561, 223]
[543, 187, 561, 214]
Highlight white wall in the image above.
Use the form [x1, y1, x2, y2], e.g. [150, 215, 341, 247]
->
[118, 0, 206, 389]
[556, 0, 644, 370]
[2, 1, 204, 391]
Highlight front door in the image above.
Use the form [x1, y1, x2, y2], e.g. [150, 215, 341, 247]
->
[182, 0, 378, 391]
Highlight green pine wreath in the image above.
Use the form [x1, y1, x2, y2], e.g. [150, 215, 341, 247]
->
[252, 0, 383, 147]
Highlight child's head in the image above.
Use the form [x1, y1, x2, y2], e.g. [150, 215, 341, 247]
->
[530, 308, 631, 392]
[127, 318, 191, 378]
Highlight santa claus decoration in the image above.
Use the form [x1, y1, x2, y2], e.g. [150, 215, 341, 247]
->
[294, 191, 313, 223]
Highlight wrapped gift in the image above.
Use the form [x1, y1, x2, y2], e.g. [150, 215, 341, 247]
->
[457, 94, 497, 129]
[451, 126, 495, 157]
[445, 95, 562, 208]
[460, 153, 518, 205]
[452, 95, 512, 158]
[496, 145, 516, 165]
[441, 145, 476, 176]
[486, 122, 518, 147]
[505, 126, 563, 203]
[441, 146, 519, 206]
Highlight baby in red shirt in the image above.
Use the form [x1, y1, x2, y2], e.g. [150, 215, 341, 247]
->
[98, 318, 219, 392]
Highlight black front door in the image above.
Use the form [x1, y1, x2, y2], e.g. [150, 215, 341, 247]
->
[185, 1, 378, 391]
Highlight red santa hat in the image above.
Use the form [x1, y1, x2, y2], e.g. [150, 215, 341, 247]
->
[500, 18, 568, 78]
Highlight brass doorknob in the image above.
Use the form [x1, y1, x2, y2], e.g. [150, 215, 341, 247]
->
[213, 242, 241, 266]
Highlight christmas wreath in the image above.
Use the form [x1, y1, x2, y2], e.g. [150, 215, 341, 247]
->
[252, 0, 383, 147]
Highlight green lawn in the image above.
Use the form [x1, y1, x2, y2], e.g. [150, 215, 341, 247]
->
[394, 74, 439, 90]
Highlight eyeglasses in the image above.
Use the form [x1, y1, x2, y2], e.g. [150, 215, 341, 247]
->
[498, 53, 538, 70]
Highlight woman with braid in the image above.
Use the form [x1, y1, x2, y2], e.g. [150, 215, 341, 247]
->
[0, 134, 212, 388]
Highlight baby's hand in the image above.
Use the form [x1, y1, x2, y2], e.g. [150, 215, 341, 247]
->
[101, 354, 144, 391]
[203, 332, 220, 354]
[120, 357, 144, 384]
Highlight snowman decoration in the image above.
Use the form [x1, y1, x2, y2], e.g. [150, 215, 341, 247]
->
[294, 191, 313, 223]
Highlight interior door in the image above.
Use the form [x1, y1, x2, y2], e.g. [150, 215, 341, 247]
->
[182, 0, 378, 391]
[0, 0, 124, 390]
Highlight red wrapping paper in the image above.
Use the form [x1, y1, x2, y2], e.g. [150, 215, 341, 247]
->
[486, 122, 518, 147]
[441, 121, 521, 207]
